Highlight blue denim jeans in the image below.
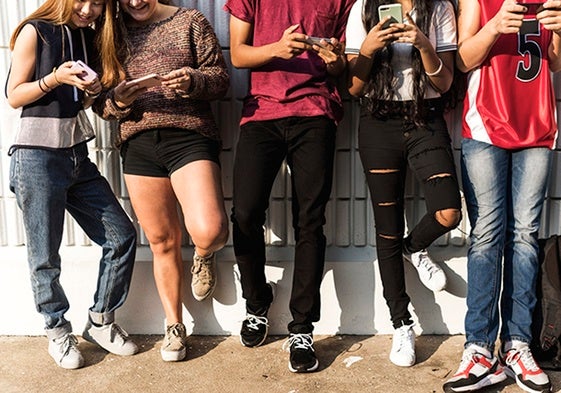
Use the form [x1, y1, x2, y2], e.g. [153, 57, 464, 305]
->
[461, 138, 552, 351]
[9, 144, 137, 337]
[231, 116, 336, 334]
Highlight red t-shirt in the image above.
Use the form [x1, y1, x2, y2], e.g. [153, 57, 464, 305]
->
[462, 1, 558, 149]
[224, 0, 355, 125]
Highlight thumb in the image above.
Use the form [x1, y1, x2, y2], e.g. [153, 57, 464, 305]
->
[285, 24, 300, 34]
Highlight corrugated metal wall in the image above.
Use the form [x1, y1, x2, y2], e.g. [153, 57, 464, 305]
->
[1, 0, 560, 261]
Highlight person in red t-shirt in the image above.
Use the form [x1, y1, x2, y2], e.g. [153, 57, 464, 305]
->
[224, 0, 354, 373]
[443, 1, 561, 392]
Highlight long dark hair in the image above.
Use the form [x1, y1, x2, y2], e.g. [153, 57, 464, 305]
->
[362, 0, 460, 124]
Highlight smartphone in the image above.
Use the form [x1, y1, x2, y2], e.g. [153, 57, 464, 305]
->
[306, 36, 330, 46]
[126, 73, 163, 89]
[378, 3, 403, 29]
[71, 60, 98, 83]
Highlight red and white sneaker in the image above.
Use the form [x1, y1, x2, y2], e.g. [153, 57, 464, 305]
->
[499, 340, 551, 393]
[443, 344, 506, 392]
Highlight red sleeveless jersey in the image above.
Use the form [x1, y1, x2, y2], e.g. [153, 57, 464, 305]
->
[462, 1, 558, 149]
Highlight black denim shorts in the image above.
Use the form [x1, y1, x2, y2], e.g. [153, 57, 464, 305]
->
[120, 128, 221, 177]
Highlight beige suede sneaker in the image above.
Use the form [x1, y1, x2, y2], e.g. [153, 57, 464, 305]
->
[191, 252, 217, 301]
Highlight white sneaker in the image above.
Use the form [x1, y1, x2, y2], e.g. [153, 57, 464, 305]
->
[82, 319, 138, 356]
[389, 324, 416, 367]
[48, 333, 84, 369]
[499, 340, 551, 393]
[404, 249, 447, 292]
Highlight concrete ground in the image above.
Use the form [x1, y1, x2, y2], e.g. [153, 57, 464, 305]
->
[1, 335, 560, 393]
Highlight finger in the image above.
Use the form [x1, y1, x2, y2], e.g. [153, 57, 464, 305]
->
[404, 12, 417, 27]
[285, 24, 300, 35]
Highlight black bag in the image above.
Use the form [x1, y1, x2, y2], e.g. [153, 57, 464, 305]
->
[531, 235, 561, 370]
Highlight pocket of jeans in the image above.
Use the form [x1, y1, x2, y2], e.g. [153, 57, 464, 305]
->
[8, 152, 18, 193]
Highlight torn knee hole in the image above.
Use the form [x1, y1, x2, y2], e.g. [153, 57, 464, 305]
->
[379, 233, 399, 240]
[369, 168, 399, 174]
[435, 208, 461, 228]
[426, 173, 452, 182]
[378, 201, 397, 207]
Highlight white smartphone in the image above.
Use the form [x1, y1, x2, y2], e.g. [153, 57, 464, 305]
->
[71, 60, 98, 82]
[378, 3, 403, 29]
[125, 73, 163, 89]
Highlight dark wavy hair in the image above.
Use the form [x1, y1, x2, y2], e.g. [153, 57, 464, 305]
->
[362, 0, 462, 125]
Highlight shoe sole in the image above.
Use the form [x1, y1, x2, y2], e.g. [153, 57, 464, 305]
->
[288, 358, 319, 373]
[503, 366, 551, 393]
[444, 369, 507, 392]
[161, 347, 186, 362]
[389, 354, 415, 367]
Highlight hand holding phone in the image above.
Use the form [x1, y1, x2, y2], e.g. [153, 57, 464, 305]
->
[125, 74, 163, 89]
[70, 60, 98, 83]
[378, 3, 403, 29]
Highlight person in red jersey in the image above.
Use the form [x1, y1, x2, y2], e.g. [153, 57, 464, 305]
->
[443, 1, 561, 392]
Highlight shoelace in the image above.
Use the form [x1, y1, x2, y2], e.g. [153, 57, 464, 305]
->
[416, 251, 438, 277]
[283, 334, 314, 352]
[394, 327, 413, 351]
[167, 323, 186, 338]
[191, 257, 213, 282]
[56, 334, 79, 362]
[110, 323, 130, 343]
[505, 346, 540, 372]
[245, 315, 268, 331]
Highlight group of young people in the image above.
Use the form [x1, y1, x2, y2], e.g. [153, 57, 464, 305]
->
[5, 0, 561, 392]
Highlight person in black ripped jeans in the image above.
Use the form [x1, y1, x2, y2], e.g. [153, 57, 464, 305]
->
[345, 0, 462, 367]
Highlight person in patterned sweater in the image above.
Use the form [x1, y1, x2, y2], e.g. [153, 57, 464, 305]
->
[94, 0, 230, 363]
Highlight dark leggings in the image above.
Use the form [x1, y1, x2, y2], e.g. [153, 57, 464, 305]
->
[359, 106, 461, 328]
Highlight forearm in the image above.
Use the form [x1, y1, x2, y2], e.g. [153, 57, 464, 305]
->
[457, 21, 501, 72]
[7, 69, 61, 109]
[230, 42, 282, 69]
[549, 33, 561, 72]
[420, 49, 453, 93]
[347, 53, 374, 97]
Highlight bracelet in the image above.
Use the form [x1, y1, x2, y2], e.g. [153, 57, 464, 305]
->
[38, 78, 49, 93]
[52, 67, 62, 85]
[85, 90, 101, 99]
[425, 58, 443, 77]
[42, 76, 54, 91]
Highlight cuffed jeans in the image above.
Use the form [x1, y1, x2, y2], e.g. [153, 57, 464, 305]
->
[9, 144, 137, 336]
[231, 116, 336, 334]
[461, 138, 551, 350]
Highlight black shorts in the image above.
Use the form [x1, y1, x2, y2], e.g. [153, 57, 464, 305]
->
[121, 128, 221, 177]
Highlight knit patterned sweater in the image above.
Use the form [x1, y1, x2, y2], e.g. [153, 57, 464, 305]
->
[95, 8, 229, 144]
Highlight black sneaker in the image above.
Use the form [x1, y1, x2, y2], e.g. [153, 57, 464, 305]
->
[284, 333, 319, 373]
[240, 282, 276, 347]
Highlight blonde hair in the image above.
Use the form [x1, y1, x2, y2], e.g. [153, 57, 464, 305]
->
[9, 0, 125, 88]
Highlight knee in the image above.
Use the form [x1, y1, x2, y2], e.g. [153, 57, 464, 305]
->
[191, 220, 229, 252]
[435, 208, 462, 229]
[231, 206, 265, 234]
[146, 228, 182, 256]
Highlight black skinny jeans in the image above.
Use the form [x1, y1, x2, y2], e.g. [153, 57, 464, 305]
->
[359, 104, 461, 328]
[231, 116, 336, 334]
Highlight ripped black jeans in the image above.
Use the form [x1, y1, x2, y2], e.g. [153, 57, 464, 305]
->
[359, 103, 461, 328]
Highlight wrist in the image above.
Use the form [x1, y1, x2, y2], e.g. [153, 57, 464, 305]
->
[52, 67, 62, 86]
